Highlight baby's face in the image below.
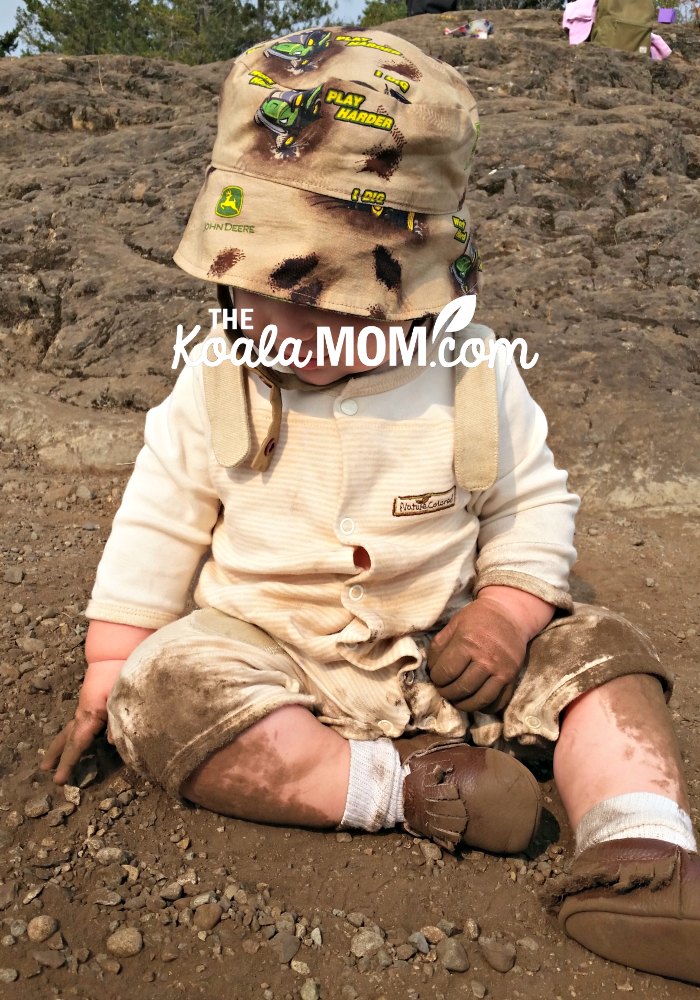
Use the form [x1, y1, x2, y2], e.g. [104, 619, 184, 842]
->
[234, 288, 409, 386]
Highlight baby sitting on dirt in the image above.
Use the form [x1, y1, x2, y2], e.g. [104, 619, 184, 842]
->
[41, 27, 698, 984]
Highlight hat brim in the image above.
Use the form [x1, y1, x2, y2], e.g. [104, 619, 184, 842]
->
[174, 165, 476, 321]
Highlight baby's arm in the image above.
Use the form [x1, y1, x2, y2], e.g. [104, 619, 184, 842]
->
[43, 353, 221, 782]
[41, 620, 154, 784]
[429, 351, 579, 712]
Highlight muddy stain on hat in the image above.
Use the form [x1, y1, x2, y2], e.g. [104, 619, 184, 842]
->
[373, 245, 402, 290]
[209, 248, 245, 278]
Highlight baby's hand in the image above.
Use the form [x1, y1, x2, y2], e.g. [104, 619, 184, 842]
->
[40, 660, 124, 785]
[427, 596, 529, 714]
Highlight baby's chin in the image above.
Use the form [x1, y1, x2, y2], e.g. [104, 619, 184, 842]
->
[289, 365, 353, 385]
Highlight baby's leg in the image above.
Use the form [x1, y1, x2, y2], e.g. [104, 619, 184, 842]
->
[507, 605, 698, 982]
[108, 611, 540, 850]
[554, 673, 691, 832]
[180, 704, 350, 826]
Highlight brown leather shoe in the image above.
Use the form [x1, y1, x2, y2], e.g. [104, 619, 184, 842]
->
[398, 739, 542, 854]
[545, 838, 700, 984]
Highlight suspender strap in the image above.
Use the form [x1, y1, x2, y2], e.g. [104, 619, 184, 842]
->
[453, 323, 499, 492]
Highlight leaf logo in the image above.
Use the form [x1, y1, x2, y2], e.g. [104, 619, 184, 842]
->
[432, 295, 477, 340]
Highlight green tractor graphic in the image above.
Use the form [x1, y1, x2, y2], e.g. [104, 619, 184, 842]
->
[264, 29, 333, 70]
[254, 84, 323, 149]
[450, 240, 482, 293]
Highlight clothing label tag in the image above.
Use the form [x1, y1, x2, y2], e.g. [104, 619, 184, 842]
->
[392, 486, 456, 517]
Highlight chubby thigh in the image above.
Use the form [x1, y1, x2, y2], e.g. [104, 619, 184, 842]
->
[107, 609, 317, 801]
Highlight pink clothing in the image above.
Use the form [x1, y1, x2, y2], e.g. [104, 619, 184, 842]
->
[650, 32, 672, 60]
[562, 0, 597, 45]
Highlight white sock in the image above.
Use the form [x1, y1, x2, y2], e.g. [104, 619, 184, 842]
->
[339, 739, 409, 833]
[575, 792, 698, 856]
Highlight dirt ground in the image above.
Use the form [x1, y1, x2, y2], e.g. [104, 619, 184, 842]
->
[0, 10, 699, 1000]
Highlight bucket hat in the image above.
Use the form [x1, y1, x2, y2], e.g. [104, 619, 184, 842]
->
[174, 26, 482, 320]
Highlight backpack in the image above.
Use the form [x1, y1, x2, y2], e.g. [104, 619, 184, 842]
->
[591, 0, 657, 54]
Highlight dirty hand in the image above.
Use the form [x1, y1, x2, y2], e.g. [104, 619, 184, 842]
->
[427, 596, 529, 714]
[39, 660, 124, 785]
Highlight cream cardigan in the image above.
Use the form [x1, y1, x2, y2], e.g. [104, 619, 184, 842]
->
[86, 334, 580, 677]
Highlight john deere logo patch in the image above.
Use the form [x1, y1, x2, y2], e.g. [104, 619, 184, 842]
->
[216, 186, 244, 218]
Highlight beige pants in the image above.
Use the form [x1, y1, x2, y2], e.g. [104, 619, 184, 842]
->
[107, 603, 672, 802]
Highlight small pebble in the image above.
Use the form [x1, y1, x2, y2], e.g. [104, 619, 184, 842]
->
[407, 931, 429, 955]
[74, 755, 99, 788]
[97, 956, 121, 974]
[190, 891, 216, 908]
[272, 930, 300, 964]
[96, 847, 126, 866]
[471, 981, 487, 998]
[27, 915, 58, 943]
[193, 902, 222, 931]
[335, 832, 352, 843]
[437, 919, 459, 937]
[291, 958, 311, 975]
[64, 785, 81, 806]
[419, 841, 442, 862]
[159, 882, 183, 901]
[436, 937, 470, 972]
[88, 890, 123, 907]
[33, 948, 65, 969]
[47, 803, 76, 826]
[479, 935, 516, 973]
[346, 911, 364, 927]
[464, 917, 480, 941]
[24, 795, 51, 818]
[421, 925, 445, 944]
[350, 928, 384, 958]
[106, 926, 143, 957]
[300, 979, 320, 1000]
[0, 968, 18, 983]
[517, 936, 539, 952]
[396, 943, 417, 960]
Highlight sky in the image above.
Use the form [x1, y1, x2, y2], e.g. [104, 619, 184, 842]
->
[0, 0, 367, 44]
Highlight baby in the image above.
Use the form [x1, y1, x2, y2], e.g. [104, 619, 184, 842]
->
[41, 27, 698, 983]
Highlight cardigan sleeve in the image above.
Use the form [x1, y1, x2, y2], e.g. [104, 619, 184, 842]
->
[84, 355, 221, 629]
[467, 350, 580, 611]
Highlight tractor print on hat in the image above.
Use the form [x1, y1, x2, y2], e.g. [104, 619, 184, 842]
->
[450, 237, 482, 294]
[264, 29, 333, 70]
[254, 84, 323, 149]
